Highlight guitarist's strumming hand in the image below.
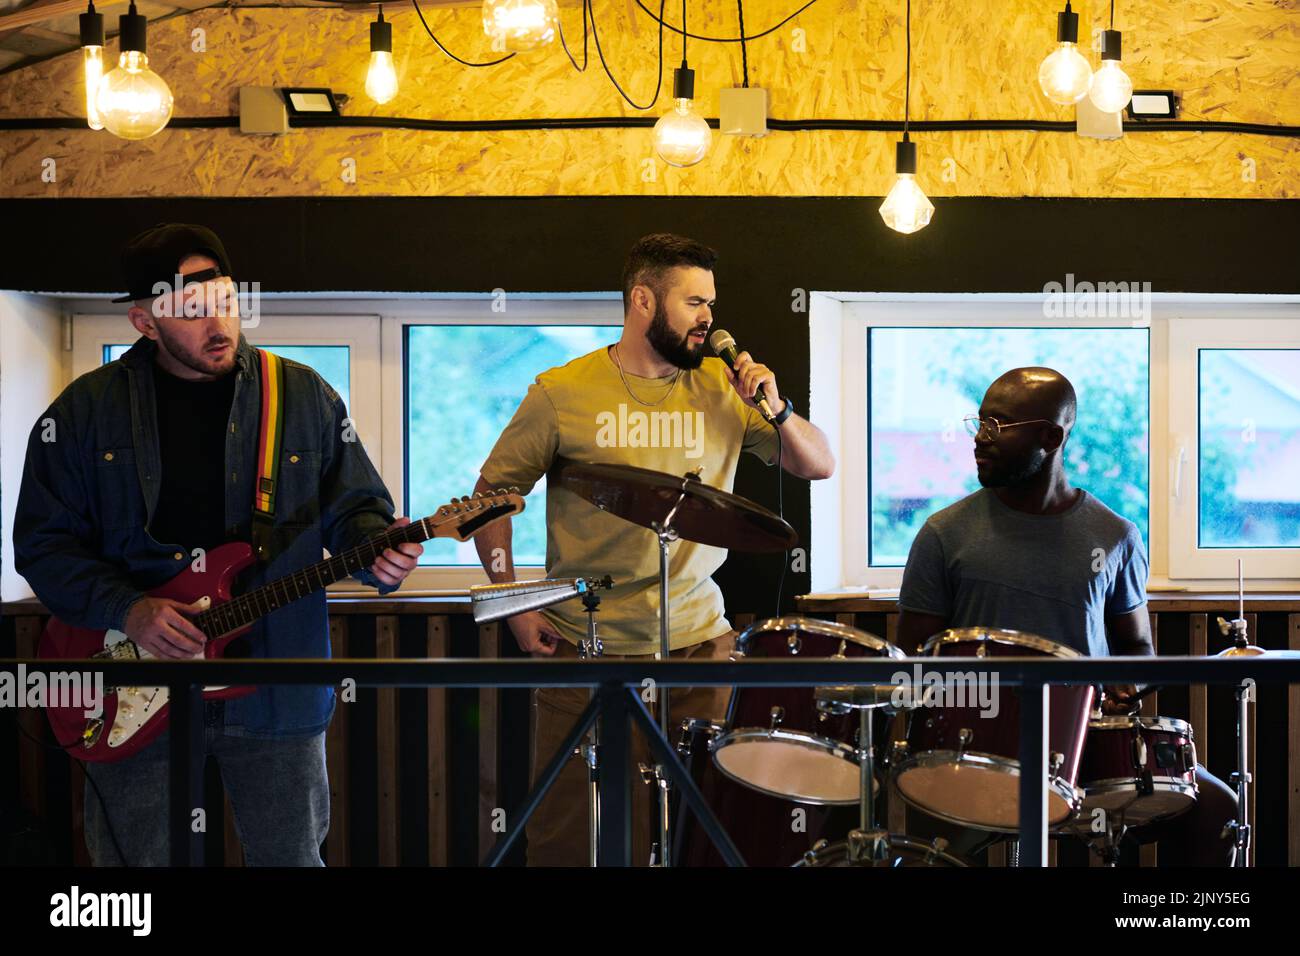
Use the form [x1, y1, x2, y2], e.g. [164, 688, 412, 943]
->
[368, 516, 424, 587]
[123, 596, 209, 660]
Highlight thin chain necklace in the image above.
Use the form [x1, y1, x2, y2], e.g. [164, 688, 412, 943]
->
[612, 342, 681, 407]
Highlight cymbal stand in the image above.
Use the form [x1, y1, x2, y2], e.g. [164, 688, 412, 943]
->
[577, 588, 604, 867]
[1217, 559, 1260, 867]
[643, 472, 697, 867]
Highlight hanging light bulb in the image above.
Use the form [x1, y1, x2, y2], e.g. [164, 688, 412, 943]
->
[365, 6, 398, 105]
[1038, 1, 1093, 106]
[79, 2, 105, 130]
[482, 0, 557, 52]
[1088, 28, 1133, 113]
[654, 62, 711, 167]
[96, 1, 173, 141]
[879, 136, 934, 235]
[879, 0, 931, 234]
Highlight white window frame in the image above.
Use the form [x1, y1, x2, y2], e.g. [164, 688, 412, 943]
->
[1167, 306, 1300, 579]
[809, 293, 1300, 596]
[380, 298, 624, 589]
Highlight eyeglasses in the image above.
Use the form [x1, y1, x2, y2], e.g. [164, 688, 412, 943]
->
[962, 414, 1057, 439]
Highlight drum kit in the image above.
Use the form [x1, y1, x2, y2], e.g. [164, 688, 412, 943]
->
[470, 461, 1265, 867]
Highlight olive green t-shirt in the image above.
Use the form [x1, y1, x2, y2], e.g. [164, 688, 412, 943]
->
[480, 345, 780, 654]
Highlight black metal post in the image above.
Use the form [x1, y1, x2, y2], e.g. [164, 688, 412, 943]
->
[168, 683, 205, 867]
[596, 682, 631, 866]
[1017, 682, 1049, 867]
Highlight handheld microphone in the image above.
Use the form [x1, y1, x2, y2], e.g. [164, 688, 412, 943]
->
[708, 328, 776, 422]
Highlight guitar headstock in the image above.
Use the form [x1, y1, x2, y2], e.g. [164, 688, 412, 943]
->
[423, 488, 526, 542]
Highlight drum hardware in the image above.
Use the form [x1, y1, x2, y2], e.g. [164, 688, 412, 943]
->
[576, 581, 610, 868]
[796, 833, 966, 868]
[770, 706, 784, 728]
[1214, 558, 1267, 868]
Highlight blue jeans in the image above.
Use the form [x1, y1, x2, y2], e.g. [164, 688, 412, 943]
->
[83, 701, 330, 866]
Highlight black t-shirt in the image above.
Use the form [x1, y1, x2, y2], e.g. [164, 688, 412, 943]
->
[149, 362, 238, 552]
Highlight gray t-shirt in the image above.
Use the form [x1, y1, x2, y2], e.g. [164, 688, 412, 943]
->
[898, 488, 1148, 657]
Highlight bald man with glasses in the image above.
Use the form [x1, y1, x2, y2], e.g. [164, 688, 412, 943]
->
[896, 367, 1238, 865]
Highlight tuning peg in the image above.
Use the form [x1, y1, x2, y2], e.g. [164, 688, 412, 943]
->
[509, 486, 519, 494]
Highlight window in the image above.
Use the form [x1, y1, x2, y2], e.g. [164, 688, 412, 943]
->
[405, 324, 613, 567]
[1198, 349, 1300, 548]
[868, 326, 1149, 566]
[1168, 312, 1300, 578]
[816, 297, 1300, 591]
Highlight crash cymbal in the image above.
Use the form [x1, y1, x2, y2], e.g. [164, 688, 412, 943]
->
[551, 458, 798, 553]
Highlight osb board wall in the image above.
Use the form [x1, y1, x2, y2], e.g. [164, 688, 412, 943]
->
[0, 0, 1296, 198]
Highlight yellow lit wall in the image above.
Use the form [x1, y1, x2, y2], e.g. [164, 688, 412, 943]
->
[0, 0, 1296, 198]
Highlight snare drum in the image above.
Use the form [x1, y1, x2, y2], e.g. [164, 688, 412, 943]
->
[892, 627, 1094, 832]
[1070, 715, 1198, 828]
[672, 719, 858, 867]
[710, 616, 905, 805]
[793, 833, 968, 868]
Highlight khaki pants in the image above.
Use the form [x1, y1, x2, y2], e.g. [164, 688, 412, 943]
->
[525, 631, 736, 867]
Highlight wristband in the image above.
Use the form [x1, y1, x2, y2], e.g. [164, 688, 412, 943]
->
[773, 396, 794, 426]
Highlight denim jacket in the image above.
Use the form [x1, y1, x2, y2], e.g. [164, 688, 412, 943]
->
[14, 333, 399, 737]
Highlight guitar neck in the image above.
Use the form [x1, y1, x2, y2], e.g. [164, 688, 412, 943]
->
[197, 516, 434, 639]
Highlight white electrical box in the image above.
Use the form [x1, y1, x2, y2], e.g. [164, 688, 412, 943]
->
[239, 86, 289, 135]
[719, 87, 768, 137]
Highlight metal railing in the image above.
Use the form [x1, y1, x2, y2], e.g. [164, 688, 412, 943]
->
[5, 654, 1298, 867]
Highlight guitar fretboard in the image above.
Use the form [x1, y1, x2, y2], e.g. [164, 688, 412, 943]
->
[194, 516, 432, 639]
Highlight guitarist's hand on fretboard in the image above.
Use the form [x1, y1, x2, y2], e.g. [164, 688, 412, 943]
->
[123, 596, 209, 660]
[367, 516, 424, 588]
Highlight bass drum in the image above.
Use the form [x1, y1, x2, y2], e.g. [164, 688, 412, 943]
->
[671, 719, 859, 867]
[793, 834, 968, 868]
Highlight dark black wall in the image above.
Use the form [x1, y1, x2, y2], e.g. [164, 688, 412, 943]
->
[2, 197, 1297, 615]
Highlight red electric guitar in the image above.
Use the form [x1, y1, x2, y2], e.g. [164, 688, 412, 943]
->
[38, 489, 524, 762]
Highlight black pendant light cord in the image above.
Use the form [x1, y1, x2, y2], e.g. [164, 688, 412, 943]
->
[636, 0, 818, 42]
[1110, 0, 1116, 29]
[682, 0, 688, 62]
[738, 0, 750, 87]
[903, 0, 911, 140]
[559, 0, 589, 72]
[410, 0, 514, 67]
[591, 0, 667, 110]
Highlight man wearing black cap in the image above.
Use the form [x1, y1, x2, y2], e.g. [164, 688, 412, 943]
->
[15, 223, 422, 866]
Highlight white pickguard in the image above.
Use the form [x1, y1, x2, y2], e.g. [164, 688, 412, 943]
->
[101, 595, 227, 750]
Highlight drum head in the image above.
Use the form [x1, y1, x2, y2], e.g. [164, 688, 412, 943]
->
[921, 627, 1082, 659]
[794, 834, 968, 868]
[737, 616, 904, 659]
[711, 729, 874, 805]
[1076, 782, 1198, 828]
[894, 752, 1079, 831]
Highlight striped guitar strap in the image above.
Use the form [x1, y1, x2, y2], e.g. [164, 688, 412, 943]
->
[251, 347, 285, 563]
